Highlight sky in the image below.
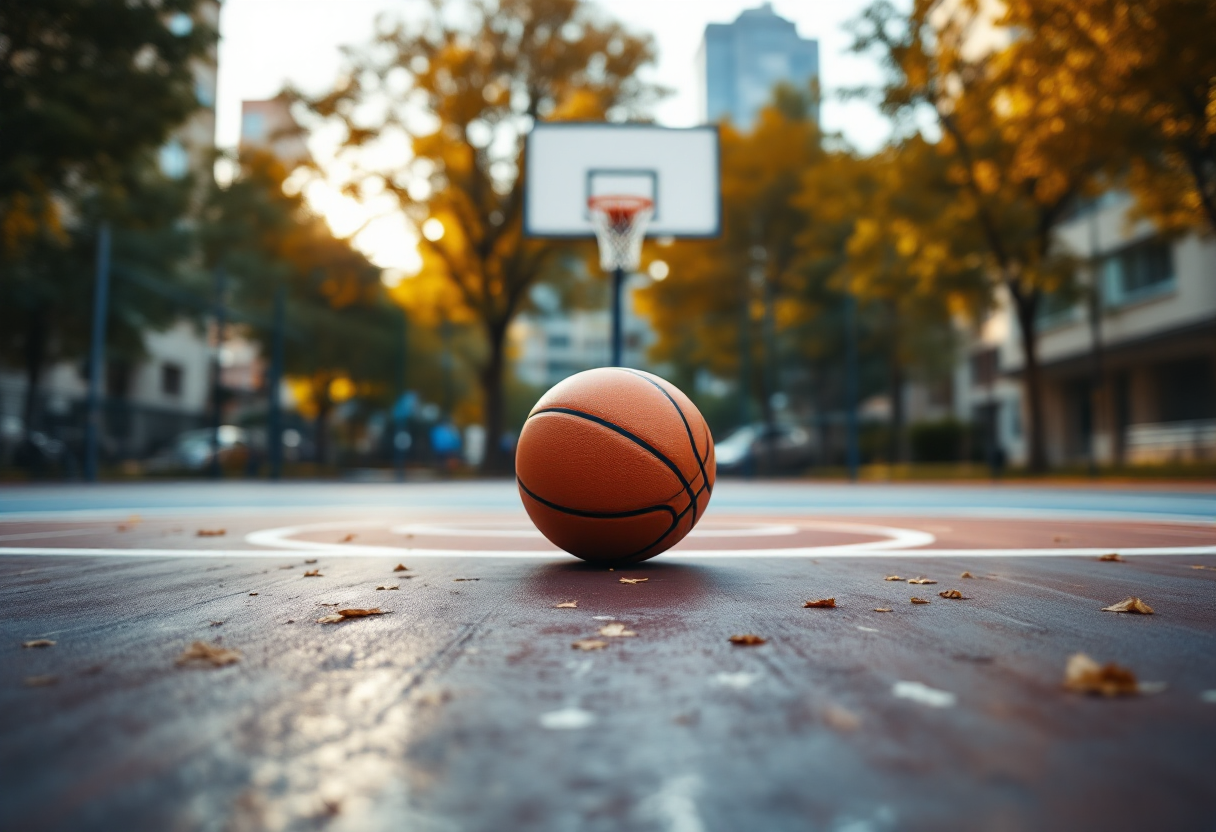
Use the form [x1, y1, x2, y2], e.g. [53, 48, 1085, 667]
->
[215, 0, 896, 272]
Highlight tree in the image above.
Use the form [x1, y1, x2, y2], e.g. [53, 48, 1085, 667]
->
[305, 0, 661, 472]
[853, 0, 1101, 471]
[999, 0, 1216, 235]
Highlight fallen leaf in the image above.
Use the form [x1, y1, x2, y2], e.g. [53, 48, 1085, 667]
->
[1098, 553, 1124, 562]
[729, 634, 767, 645]
[1101, 597, 1154, 614]
[884, 575, 903, 581]
[907, 577, 937, 585]
[303, 570, 322, 578]
[939, 589, 967, 599]
[22, 639, 55, 648]
[305, 559, 318, 564]
[393, 564, 409, 572]
[1063, 652, 1140, 697]
[619, 577, 648, 584]
[336, 608, 386, 618]
[375, 585, 400, 591]
[910, 597, 931, 604]
[553, 601, 578, 609]
[248, 592, 258, 596]
[599, 623, 637, 637]
[316, 614, 344, 624]
[209, 621, 224, 627]
[453, 578, 480, 582]
[340, 534, 356, 542]
[196, 529, 226, 537]
[279, 565, 294, 570]
[176, 641, 241, 667]
[319, 602, 338, 607]
[803, 598, 836, 608]
[24, 675, 58, 687]
[960, 571, 975, 579]
[873, 608, 893, 613]
[285, 619, 295, 624]
[822, 704, 861, 731]
[572, 639, 608, 651]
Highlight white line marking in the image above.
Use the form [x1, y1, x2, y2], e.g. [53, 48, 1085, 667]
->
[0, 528, 106, 542]
[391, 521, 802, 539]
[893, 681, 956, 708]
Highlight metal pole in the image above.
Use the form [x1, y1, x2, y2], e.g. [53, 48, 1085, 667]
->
[739, 283, 752, 431]
[1087, 206, 1103, 478]
[209, 266, 227, 480]
[845, 292, 860, 482]
[267, 285, 285, 481]
[394, 308, 408, 482]
[610, 267, 626, 367]
[83, 223, 112, 483]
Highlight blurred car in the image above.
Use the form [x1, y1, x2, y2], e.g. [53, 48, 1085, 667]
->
[145, 425, 248, 472]
[714, 422, 815, 476]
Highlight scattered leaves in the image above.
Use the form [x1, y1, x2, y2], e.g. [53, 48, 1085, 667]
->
[910, 597, 931, 604]
[305, 559, 318, 564]
[619, 577, 648, 584]
[907, 577, 937, 585]
[176, 641, 241, 667]
[303, 570, 322, 578]
[317, 608, 388, 624]
[453, 578, 480, 582]
[571, 639, 608, 651]
[1064, 653, 1140, 697]
[1098, 553, 1124, 562]
[196, 529, 226, 537]
[803, 598, 836, 608]
[598, 623, 637, 637]
[393, 564, 409, 572]
[939, 589, 967, 599]
[209, 620, 224, 627]
[22, 639, 55, 648]
[553, 600, 578, 608]
[873, 608, 893, 613]
[884, 575, 903, 581]
[340, 534, 356, 542]
[959, 571, 975, 579]
[1053, 535, 1070, 543]
[24, 675, 58, 687]
[316, 614, 344, 624]
[248, 592, 258, 596]
[375, 585, 400, 591]
[729, 634, 767, 646]
[1101, 597, 1154, 614]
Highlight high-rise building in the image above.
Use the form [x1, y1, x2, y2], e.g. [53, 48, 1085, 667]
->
[697, 3, 819, 129]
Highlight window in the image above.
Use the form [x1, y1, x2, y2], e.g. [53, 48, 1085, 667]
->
[162, 363, 183, 397]
[1103, 238, 1174, 306]
[241, 112, 266, 142]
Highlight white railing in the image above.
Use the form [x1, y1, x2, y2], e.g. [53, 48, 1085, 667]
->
[1125, 420, 1216, 463]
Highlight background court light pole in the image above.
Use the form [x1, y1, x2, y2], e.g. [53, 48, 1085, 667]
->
[83, 223, 112, 483]
[844, 291, 860, 482]
[208, 266, 227, 480]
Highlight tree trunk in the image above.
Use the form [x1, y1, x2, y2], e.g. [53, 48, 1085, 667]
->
[887, 306, 905, 465]
[1010, 285, 1048, 473]
[21, 305, 49, 437]
[479, 320, 510, 475]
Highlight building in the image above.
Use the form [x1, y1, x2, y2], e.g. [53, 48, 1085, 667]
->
[698, 3, 820, 129]
[959, 193, 1216, 467]
[239, 93, 311, 167]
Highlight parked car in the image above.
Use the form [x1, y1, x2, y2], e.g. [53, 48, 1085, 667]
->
[714, 422, 815, 476]
[145, 426, 248, 472]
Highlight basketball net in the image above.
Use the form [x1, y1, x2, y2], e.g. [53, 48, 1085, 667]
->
[588, 195, 653, 272]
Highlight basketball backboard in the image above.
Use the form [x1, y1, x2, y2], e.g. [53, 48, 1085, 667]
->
[523, 123, 721, 239]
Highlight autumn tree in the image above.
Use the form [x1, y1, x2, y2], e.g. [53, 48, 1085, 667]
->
[853, 0, 1106, 471]
[999, 0, 1216, 235]
[305, 0, 661, 472]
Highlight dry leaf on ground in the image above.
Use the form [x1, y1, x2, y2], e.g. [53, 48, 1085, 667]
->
[553, 601, 578, 609]
[907, 577, 937, 585]
[619, 577, 648, 584]
[884, 575, 903, 581]
[453, 578, 480, 582]
[303, 570, 322, 578]
[340, 534, 356, 542]
[804, 598, 836, 608]
[729, 634, 767, 645]
[22, 639, 55, 648]
[375, 585, 399, 591]
[572, 639, 608, 651]
[305, 559, 318, 564]
[248, 592, 258, 596]
[316, 614, 344, 624]
[1098, 553, 1125, 562]
[337, 608, 385, 617]
[939, 589, 966, 599]
[599, 623, 637, 637]
[279, 565, 294, 570]
[1102, 597, 1154, 614]
[24, 675, 58, 687]
[196, 529, 226, 537]
[822, 704, 861, 732]
[176, 641, 241, 667]
[393, 564, 409, 572]
[873, 608, 893, 613]
[910, 597, 931, 604]
[960, 571, 975, 579]
[1064, 652, 1140, 697]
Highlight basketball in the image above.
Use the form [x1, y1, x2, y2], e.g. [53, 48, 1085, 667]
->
[515, 368, 715, 564]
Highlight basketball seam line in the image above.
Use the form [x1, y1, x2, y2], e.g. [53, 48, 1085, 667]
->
[618, 481, 711, 564]
[528, 406, 698, 519]
[517, 479, 679, 561]
[617, 369, 713, 499]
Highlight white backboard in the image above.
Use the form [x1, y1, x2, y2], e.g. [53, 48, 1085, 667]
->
[523, 123, 721, 238]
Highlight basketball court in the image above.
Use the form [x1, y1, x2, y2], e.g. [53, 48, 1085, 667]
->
[2, 480, 1215, 831]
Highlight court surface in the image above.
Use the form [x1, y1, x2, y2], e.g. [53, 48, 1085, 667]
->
[2, 480, 1214, 831]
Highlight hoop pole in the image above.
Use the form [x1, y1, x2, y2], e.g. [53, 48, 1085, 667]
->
[611, 266, 625, 367]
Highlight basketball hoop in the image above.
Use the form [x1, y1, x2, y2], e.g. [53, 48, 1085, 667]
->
[588, 195, 653, 272]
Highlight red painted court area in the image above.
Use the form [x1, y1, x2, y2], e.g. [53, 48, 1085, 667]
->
[2, 494, 1215, 831]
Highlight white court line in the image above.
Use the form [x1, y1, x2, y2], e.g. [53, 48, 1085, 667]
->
[390, 522, 803, 539]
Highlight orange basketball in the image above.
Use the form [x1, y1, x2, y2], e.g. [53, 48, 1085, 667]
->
[515, 368, 715, 564]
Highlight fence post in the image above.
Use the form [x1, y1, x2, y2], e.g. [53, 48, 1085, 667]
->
[84, 223, 112, 483]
